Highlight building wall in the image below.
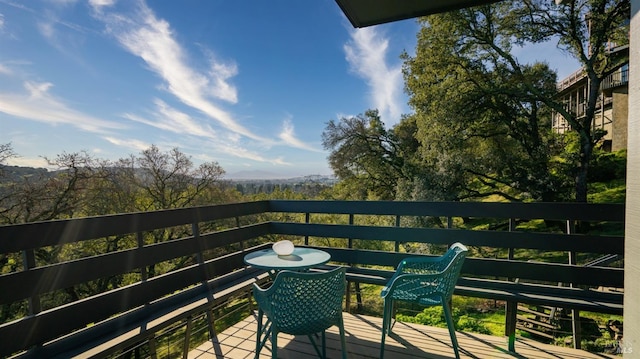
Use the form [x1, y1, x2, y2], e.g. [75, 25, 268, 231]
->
[612, 88, 629, 151]
[624, 0, 639, 355]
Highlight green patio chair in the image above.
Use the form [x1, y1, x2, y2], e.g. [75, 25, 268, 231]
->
[253, 267, 348, 359]
[380, 242, 468, 359]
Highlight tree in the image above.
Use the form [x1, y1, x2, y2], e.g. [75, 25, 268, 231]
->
[403, 4, 562, 202]
[0, 143, 17, 174]
[114, 145, 226, 211]
[517, 0, 630, 202]
[113, 145, 227, 277]
[322, 110, 411, 200]
[402, 0, 628, 202]
[0, 151, 108, 224]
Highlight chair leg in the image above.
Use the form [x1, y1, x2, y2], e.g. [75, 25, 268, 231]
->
[255, 309, 263, 359]
[442, 301, 460, 359]
[380, 298, 393, 359]
[271, 325, 278, 359]
[339, 317, 348, 359]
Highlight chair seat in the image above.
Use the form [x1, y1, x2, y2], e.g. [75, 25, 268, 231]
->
[382, 285, 445, 306]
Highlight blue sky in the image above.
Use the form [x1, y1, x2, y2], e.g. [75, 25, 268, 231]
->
[0, 0, 579, 179]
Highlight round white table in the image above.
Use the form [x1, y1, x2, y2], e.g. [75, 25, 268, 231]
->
[244, 247, 331, 274]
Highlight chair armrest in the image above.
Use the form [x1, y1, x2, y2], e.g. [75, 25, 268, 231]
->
[382, 273, 444, 299]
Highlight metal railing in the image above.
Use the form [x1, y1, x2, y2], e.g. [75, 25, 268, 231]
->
[602, 67, 629, 90]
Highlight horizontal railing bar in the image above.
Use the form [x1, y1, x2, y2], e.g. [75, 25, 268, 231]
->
[23, 262, 269, 359]
[0, 201, 270, 253]
[455, 278, 623, 314]
[0, 250, 249, 355]
[320, 247, 623, 288]
[270, 222, 624, 254]
[0, 223, 270, 304]
[267, 200, 625, 222]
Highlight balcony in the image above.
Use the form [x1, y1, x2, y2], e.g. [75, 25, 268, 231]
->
[602, 67, 629, 97]
[0, 200, 624, 358]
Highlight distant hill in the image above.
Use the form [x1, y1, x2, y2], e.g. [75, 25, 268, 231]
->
[227, 174, 337, 196]
[1, 165, 337, 196]
[0, 165, 52, 182]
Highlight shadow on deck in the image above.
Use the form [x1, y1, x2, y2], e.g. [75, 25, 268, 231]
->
[190, 312, 617, 359]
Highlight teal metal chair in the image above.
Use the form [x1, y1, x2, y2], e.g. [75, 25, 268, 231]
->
[253, 267, 348, 359]
[380, 242, 468, 359]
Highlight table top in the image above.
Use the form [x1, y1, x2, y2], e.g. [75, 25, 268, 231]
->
[244, 247, 331, 271]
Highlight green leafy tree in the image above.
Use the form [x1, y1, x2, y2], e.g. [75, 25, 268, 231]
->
[403, 4, 563, 202]
[404, 0, 628, 202]
[322, 109, 412, 200]
[517, 0, 629, 202]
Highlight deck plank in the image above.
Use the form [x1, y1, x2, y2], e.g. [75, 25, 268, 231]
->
[188, 312, 617, 359]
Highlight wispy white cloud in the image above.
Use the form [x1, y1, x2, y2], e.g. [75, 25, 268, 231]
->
[344, 27, 404, 126]
[94, 1, 269, 143]
[5, 156, 50, 168]
[123, 98, 218, 139]
[278, 116, 322, 152]
[0, 13, 5, 31]
[0, 63, 11, 75]
[0, 81, 125, 133]
[37, 20, 55, 39]
[46, 0, 79, 5]
[89, 0, 116, 9]
[103, 136, 151, 152]
[122, 100, 290, 164]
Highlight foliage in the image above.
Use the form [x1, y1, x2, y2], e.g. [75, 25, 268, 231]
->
[589, 149, 627, 183]
[232, 176, 335, 197]
[322, 0, 630, 203]
[588, 179, 625, 203]
[322, 109, 416, 200]
[396, 297, 493, 335]
[0, 143, 236, 324]
[514, 0, 629, 202]
[402, 4, 571, 203]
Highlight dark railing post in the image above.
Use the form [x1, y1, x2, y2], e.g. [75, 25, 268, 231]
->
[137, 231, 148, 281]
[566, 220, 582, 349]
[506, 218, 517, 352]
[22, 248, 41, 315]
[505, 301, 518, 352]
[394, 215, 401, 252]
[236, 217, 244, 251]
[346, 214, 363, 312]
[148, 335, 158, 359]
[183, 316, 193, 359]
[305, 212, 310, 245]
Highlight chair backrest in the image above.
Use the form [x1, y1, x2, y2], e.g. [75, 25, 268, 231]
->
[439, 243, 468, 300]
[256, 267, 346, 335]
[393, 242, 468, 302]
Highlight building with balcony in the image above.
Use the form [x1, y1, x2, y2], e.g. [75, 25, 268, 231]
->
[551, 47, 629, 152]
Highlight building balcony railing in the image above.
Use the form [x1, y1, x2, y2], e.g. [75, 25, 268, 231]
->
[602, 67, 629, 92]
[0, 200, 625, 358]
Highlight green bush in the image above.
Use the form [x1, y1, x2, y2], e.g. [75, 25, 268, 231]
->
[457, 315, 492, 334]
[397, 306, 492, 335]
[589, 149, 626, 182]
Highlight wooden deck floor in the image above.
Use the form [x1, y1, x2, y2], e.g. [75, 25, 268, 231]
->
[188, 312, 617, 359]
